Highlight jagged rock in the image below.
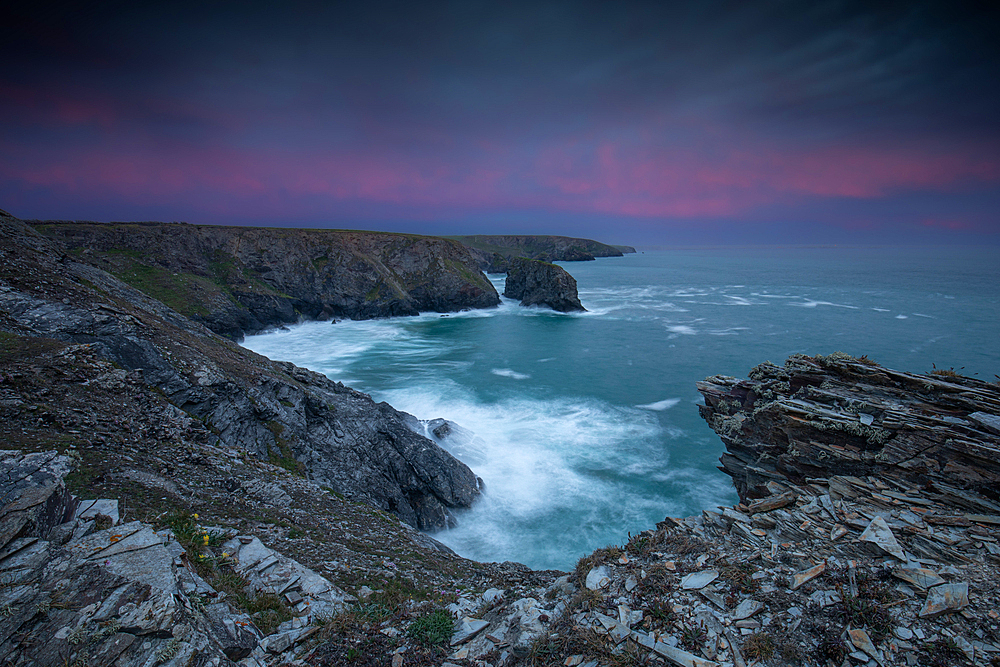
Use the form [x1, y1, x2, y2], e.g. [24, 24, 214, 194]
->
[697, 353, 1000, 503]
[860, 516, 906, 560]
[893, 566, 945, 590]
[503, 257, 585, 312]
[680, 569, 719, 590]
[0, 452, 265, 666]
[919, 582, 969, 617]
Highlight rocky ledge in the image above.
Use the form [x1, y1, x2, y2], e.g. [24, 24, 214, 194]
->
[31, 221, 499, 340]
[503, 257, 585, 313]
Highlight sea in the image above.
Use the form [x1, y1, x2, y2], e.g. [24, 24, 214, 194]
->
[242, 246, 1000, 571]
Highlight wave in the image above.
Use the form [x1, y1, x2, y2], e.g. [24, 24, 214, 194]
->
[635, 398, 681, 411]
[491, 368, 530, 380]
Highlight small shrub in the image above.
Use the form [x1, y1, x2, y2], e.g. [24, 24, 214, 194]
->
[743, 632, 775, 661]
[680, 622, 707, 652]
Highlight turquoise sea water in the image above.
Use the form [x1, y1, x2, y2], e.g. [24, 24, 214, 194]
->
[243, 246, 1000, 570]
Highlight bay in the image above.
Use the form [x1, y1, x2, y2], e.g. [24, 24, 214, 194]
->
[243, 245, 1000, 570]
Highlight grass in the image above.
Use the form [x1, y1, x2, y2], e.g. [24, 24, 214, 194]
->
[406, 610, 453, 646]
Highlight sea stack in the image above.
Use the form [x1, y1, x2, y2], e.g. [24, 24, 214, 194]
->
[503, 257, 586, 312]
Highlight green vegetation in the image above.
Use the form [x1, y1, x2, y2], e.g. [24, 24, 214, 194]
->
[163, 511, 293, 634]
[406, 610, 453, 646]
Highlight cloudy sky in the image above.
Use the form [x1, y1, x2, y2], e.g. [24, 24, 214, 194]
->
[2, 0, 997, 244]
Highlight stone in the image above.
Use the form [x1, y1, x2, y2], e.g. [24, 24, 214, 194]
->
[892, 566, 945, 590]
[451, 618, 489, 645]
[860, 517, 906, 560]
[74, 499, 120, 525]
[919, 583, 969, 617]
[894, 627, 913, 640]
[790, 561, 825, 590]
[747, 491, 797, 514]
[831, 524, 848, 540]
[849, 628, 879, 658]
[586, 565, 612, 590]
[732, 599, 763, 620]
[681, 569, 719, 590]
[632, 631, 720, 667]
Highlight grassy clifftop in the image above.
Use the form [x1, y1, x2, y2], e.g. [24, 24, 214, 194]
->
[32, 222, 499, 339]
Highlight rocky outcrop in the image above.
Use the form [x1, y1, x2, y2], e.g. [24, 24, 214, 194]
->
[454, 234, 634, 273]
[31, 221, 500, 340]
[503, 257, 585, 312]
[1, 211, 479, 530]
[696, 352, 1000, 504]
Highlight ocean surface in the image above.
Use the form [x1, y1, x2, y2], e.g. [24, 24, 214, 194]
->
[243, 246, 1000, 571]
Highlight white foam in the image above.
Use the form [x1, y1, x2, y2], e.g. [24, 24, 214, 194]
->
[789, 300, 858, 309]
[666, 325, 697, 335]
[491, 368, 530, 380]
[912, 313, 935, 318]
[635, 398, 681, 411]
[896, 314, 908, 319]
[381, 384, 672, 568]
[872, 307, 890, 312]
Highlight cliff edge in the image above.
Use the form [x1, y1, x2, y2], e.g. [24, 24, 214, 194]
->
[453, 234, 634, 273]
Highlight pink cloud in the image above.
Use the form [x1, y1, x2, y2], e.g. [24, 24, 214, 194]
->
[2, 117, 998, 226]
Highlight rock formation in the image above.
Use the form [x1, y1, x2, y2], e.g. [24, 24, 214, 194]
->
[503, 257, 586, 312]
[454, 234, 635, 273]
[697, 352, 1000, 504]
[31, 221, 499, 340]
[1, 210, 479, 530]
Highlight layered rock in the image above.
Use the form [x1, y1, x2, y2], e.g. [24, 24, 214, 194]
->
[503, 257, 586, 312]
[696, 352, 1000, 504]
[31, 221, 499, 340]
[0, 211, 479, 530]
[454, 234, 635, 273]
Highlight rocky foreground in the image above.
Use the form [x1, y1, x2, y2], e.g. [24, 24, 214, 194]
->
[3, 207, 1000, 666]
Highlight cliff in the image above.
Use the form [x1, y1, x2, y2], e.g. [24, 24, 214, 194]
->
[503, 257, 586, 312]
[452, 234, 635, 273]
[1, 211, 479, 531]
[31, 221, 499, 340]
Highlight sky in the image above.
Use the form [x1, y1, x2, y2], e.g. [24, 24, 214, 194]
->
[2, 0, 998, 245]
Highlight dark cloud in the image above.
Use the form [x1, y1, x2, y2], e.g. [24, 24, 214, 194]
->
[1, 0, 997, 242]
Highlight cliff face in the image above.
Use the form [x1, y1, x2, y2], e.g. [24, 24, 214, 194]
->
[503, 257, 586, 312]
[1, 212, 480, 531]
[453, 234, 635, 273]
[31, 222, 499, 340]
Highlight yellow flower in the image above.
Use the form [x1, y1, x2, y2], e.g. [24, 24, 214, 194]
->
[202, 535, 210, 545]
[192, 513, 199, 519]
